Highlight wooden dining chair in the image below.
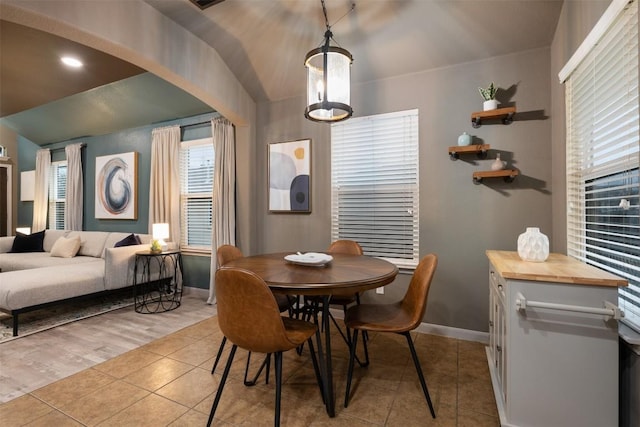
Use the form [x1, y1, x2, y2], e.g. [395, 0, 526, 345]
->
[324, 240, 367, 353]
[207, 267, 322, 427]
[343, 253, 438, 419]
[211, 245, 294, 386]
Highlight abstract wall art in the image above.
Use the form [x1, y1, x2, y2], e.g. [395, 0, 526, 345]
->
[268, 139, 311, 213]
[95, 152, 138, 219]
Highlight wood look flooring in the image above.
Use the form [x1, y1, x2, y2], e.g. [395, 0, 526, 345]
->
[0, 289, 499, 426]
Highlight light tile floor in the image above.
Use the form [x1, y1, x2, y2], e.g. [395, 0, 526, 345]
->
[0, 297, 498, 426]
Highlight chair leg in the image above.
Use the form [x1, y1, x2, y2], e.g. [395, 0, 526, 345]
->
[244, 352, 272, 386]
[207, 344, 237, 427]
[333, 313, 368, 367]
[211, 336, 227, 374]
[344, 329, 359, 408]
[274, 351, 283, 427]
[403, 332, 436, 418]
[353, 294, 368, 342]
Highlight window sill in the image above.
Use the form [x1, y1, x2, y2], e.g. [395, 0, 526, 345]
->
[619, 322, 640, 355]
[180, 248, 212, 257]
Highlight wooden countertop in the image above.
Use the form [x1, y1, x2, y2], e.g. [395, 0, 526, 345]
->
[486, 250, 628, 287]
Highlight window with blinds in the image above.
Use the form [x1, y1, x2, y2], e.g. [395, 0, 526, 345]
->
[331, 109, 419, 269]
[48, 161, 67, 230]
[565, 1, 639, 331]
[179, 138, 214, 251]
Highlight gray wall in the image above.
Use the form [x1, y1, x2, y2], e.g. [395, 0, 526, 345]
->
[255, 48, 552, 332]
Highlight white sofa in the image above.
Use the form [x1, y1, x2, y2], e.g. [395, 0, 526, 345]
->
[0, 229, 152, 336]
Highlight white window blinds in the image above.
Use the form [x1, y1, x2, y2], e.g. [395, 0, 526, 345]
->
[48, 161, 66, 230]
[331, 109, 419, 269]
[565, 1, 639, 330]
[180, 138, 214, 251]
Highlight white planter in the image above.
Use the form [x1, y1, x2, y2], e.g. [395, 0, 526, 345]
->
[483, 99, 498, 111]
[517, 227, 549, 262]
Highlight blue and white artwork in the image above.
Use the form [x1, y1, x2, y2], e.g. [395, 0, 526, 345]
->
[95, 152, 137, 219]
[269, 139, 311, 213]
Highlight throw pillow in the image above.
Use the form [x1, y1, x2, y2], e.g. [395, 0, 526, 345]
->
[10, 230, 45, 253]
[50, 236, 82, 258]
[114, 233, 142, 247]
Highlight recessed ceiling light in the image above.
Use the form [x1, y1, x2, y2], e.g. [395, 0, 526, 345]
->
[61, 56, 83, 68]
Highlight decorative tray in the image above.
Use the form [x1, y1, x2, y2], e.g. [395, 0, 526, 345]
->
[284, 252, 333, 266]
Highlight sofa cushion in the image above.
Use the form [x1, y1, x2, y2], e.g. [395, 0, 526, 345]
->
[0, 252, 100, 272]
[103, 232, 152, 258]
[0, 260, 106, 311]
[67, 231, 109, 258]
[50, 236, 82, 258]
[114, 233, 142, 247]
[43, 230, 70, 252]
[9, 230, 45, 253]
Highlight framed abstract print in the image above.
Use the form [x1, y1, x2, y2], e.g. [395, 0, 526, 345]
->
[268, 139, 311, 213]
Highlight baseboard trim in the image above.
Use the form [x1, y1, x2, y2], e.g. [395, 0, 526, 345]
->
[183, 286, 209, 299]
[415, 322, 489, 344]
[329, 307, 489, 344]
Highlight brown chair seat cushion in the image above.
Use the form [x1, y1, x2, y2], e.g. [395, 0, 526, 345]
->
[282, 317, 318, 347]
[344, 301, 414, 333]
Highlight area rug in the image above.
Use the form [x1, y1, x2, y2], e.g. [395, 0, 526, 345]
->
[0, 291, 134, 343]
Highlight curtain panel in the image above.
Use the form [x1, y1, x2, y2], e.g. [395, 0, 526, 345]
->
[64, 143, 84, 230]
[149, 125, 181, 245]
[208, 117, 236, 304]
[32, 149, 51, 232]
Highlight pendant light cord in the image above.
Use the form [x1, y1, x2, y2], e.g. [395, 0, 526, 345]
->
[320, 0, 356, 34]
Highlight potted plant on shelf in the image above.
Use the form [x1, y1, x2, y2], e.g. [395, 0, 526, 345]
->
[479, 82, 499, 111]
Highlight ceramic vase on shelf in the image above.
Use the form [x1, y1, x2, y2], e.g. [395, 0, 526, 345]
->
[491, 153, 506, 171]
[517, 227, 549, 262]
[458, 132, 472, 146]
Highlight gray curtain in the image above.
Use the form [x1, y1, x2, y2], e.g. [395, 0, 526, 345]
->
[32, 149, 50, 232]
[208, 117, 236, 304]
[64, 143, 84, 230]
[149, 125, 181, 245]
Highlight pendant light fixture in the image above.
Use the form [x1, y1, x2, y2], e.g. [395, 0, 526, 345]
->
[304, 0, 354, 123]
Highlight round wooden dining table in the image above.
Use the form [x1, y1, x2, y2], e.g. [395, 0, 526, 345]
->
[223, 252, 399, 417]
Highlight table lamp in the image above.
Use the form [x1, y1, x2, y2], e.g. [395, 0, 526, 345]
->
[152, 223, 170, 251]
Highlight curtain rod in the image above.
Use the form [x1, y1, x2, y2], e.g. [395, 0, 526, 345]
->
[180, 121, 211, 129]
[48, 142, 87, 152]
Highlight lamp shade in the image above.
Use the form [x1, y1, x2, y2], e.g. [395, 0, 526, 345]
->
[152, 223, 170, 240]
[305, 43, 353, 122]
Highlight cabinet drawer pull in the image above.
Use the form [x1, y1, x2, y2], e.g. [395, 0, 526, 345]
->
[514, 292, 624, 320]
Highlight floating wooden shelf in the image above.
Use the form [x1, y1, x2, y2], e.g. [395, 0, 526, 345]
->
[448, 144, 490, 160]
[471, 106, 516, 128]
[473, 169, 519, 184]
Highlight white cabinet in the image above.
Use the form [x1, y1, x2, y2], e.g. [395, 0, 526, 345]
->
[486, 250, 627, 427]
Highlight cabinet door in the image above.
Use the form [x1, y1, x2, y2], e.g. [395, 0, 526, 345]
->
[490, 267, 507, 402]
[496, 296, 506, 403]
[489, 284, 497, 363]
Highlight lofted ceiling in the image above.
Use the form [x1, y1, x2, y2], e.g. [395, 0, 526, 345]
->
[0, 0, 564, 145]
[147, 0, 564, 102]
